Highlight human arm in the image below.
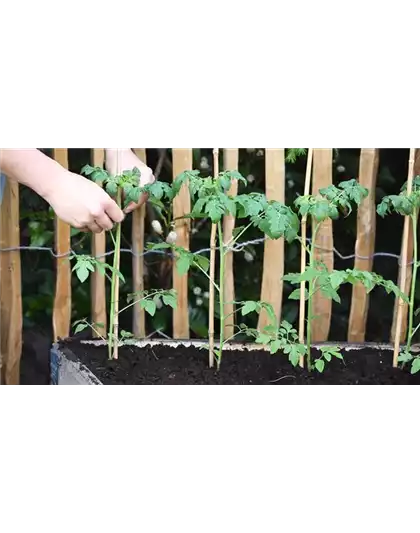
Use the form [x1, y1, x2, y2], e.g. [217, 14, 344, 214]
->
[0, 149, 124, 232]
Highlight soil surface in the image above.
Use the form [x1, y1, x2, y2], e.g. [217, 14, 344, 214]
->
[59, 340, 420, 385]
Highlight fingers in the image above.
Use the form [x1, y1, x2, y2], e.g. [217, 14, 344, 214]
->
[94, 212, 114, 231]
[104, 197, 125, 224]
[123, 191, 149, 215]
[87, 221, 103, 234]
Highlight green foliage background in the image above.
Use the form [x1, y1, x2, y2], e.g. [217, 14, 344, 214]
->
[20, 148, 412, 343]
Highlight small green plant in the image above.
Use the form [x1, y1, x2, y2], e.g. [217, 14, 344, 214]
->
[282, 179, 405, 372]
[78, 164, 175, 358]
[377, 175, 420, 373]
[153, 169, 299, 369]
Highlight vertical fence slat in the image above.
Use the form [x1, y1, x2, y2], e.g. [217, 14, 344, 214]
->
[311, 148, 334, 342]
[258, 149, 285, 330]
[172, 149, 192, 338]
[222, 148, 239, 339]
[0, 180, 22, 384]
[90, 148, 107, 338]
[52, 148, 71, 341]
[132, 148, 147, 338]
[348, 149, 379, 342]
[391, 148, 420, 342]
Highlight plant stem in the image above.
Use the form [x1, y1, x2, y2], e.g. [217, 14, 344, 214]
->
[108, 188, 122, 359]
[208, 222, 217, 368]
[306, 222, 321, 371]
[195, 263, 220, 291]
[407, 210, 418, 353]
[217, 221, 225, 370]
[118, 290, 165, 316]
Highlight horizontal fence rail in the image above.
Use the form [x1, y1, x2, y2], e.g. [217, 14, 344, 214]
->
[0, 148, 417, 384]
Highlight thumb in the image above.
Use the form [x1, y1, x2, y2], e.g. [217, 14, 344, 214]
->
[104, 196, 125, 224]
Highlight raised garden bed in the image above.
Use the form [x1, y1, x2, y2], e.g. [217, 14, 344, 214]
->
[50, 339, 420, 385]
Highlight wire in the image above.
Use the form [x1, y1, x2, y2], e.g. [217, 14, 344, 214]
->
[0, 237, 409, 265]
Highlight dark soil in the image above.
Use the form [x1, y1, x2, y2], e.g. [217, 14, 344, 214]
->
[59, 340, 420, 385]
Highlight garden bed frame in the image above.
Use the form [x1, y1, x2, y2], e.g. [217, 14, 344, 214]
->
[49, 339, 420, 385]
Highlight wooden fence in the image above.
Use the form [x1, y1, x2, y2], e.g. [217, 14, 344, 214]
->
[0, 148, 418, 384]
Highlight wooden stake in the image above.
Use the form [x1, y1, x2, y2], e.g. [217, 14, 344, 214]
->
[208, 148, 219, 368]
[298, 148, 313, 367]
[258, 149, 286, 332]
[52, 149, 71, 342]
[112, 150, 122, 359]
[132, 148, 147, 338]
[91, 148, 107, 338]
[348, 149, 379, 342]
[393, 148, 415, 367]
[222, 148, 239, 339]
[172, 149, 192, 338]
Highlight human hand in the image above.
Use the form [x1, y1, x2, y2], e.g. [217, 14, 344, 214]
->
[105, 148, 155, 214]
[46, 170, 124, 233]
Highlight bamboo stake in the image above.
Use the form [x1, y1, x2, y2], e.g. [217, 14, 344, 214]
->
[393, 148, 416, 367]
[208, 148, 219, 368]
[299, 148, 313, 368]
[112, 149, 122, 360]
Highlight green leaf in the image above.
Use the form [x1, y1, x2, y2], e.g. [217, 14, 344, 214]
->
[162, 293, 177, 309]
[74, 322, 89, 334]
[106, 181, 118, 197]
[81, 164, 95, 176]
[205, 198, 225, 223]
[289, 288, 307, 300]
[377, 199, 390, 218]
[75, 265, 90, 283]
[270, 339, 282, 354]
[194, 254, 210, 272]
[283, 272, 302, 285]
[241, 301, 258, 315]
[191, 198, 207, 217]
[176, 254, 192, 275]
[398, 350, 413, 363]
[128, 187, 142, 204]
[288, 345, 302, 366]
[320, 286, 341, 303]
[311, 201, 331, 222]
[255, 333, 271, 345]
[329, 270, 348, 290]
[280, 320, 294, 333]
[300, 267, 320, 282]
[261, 302, 277, 325]
[314, 359, 325, 373]
[142, 299, 157, 316]
[411, 358, 420, 374]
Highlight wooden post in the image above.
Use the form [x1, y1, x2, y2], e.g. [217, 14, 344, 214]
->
[298, 149, 313, 367]
[222, 148, 239, 339]
[132, 148, 147, 338]
[311, 149, 333, 342]
[391, 148, 420, 343]
[0, 179, 22, 385]
[348, 149, 379, 342]
[90, 148, 107, 338]
[392, 149, 415, 366]
[52, 149, 71, 341]
[172, 149, 192, 338]
[258, 149, 285, 331]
